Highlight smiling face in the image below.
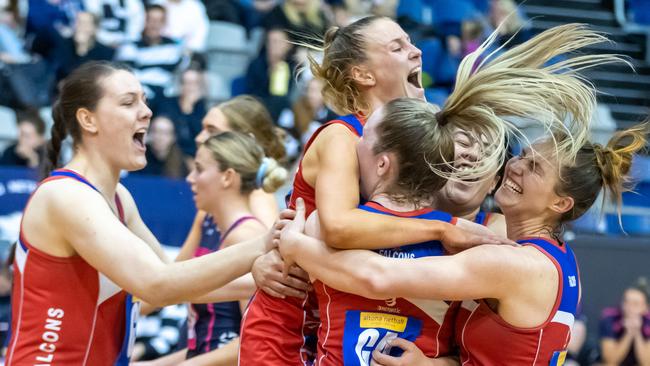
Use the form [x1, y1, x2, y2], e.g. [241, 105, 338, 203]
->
[495, 140, 573, 226]
[359, 18, 424, 101]
[90, 70, 152, 171]
[435, 129, 499, 214]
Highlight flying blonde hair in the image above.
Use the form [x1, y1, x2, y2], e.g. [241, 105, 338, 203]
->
[432, 23, 628, 182]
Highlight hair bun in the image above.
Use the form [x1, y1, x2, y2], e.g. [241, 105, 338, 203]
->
[323, 26, 340, 47]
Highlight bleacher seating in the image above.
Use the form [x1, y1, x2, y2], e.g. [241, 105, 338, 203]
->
[205, 21, 252, 102]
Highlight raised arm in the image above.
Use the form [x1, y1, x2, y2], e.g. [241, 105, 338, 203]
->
[312, 126, 508, 250]
[175, 210, 208, 262]
[46, 181, 273, 307]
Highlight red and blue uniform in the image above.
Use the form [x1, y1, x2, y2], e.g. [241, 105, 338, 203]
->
[315, 201, 458, 366]
[239, 114, 364, 366]
[187, 215, 259, 358]
[7, 169, 139, 366]
[453, 237, 581, 365]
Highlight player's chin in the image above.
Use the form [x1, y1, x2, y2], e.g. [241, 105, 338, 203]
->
[126, 157, 147, 172]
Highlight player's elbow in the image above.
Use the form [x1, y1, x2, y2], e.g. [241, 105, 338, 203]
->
[320, 216, 353, 248]
[356, 260, 394, 300]
[136, 274, 180, 307]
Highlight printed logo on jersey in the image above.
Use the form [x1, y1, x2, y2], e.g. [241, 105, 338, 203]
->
[568, 276, 577, 287]
[343, 311, 422, 366]
[35, 308, 64, 364]
[549, 350, 567, 366]
[375, 242, 444, 261]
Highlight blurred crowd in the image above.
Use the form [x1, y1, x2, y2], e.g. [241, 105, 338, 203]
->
[0, 0, 537, 176]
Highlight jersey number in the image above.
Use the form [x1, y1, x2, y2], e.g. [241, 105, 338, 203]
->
[355, 329, 398, 365]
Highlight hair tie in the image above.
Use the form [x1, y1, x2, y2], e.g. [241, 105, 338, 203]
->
[256, 158, 271, 189]
[435, 111, 448, 126]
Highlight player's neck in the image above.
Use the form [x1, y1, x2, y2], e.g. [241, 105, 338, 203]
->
[505, 215, 555, 241]
[370, 193, 420, 213]
[210, 194, 253, 233]
[64, 152, 121, 199]
[435, 199, 480, 221]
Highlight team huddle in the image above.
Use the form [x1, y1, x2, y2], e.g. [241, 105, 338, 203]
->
[5, 15, 649, 366]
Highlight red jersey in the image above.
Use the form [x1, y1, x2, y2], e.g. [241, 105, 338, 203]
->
[316, 202, 457, 366]
[239, 115, 364, 366]
[454, 237, 580, 366]
[7, 169, 139, 366]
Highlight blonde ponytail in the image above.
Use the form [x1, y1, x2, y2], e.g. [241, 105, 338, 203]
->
[436, 23, 628, 182]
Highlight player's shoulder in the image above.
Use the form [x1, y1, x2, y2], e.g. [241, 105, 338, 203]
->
[36, 176, 101, 207]
[315, 120, 360, 142]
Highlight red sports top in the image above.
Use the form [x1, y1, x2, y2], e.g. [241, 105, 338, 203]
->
[239, 115, 364, 366]
[453, 237, 580, 366]
[7, 169, 138, 366]
[315, 202, 457, 366]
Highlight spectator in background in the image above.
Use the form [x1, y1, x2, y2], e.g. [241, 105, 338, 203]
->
[156, 67, 207, 158]
[0, 5, 31, 63]
[84, 0, 145, 47]
[488, 0, 531, 49]
[0, 110, 46, 168]
[25, 0, 84, 60]
[155, 0, 209, 53]
[135, 116, 188, 179]
[600, 277, 650, 366]
[447, 19, 484, 60]
[116, 4, 185, 103]
[246, 28, 296, 121]
[238, 0, 277, 30]
[261, 0, 329, 44]
[278, 78, 334, 149]
[53, 11, 115, 82]
[201, 0, 245, 25]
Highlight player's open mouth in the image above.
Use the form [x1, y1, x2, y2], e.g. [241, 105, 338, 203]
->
[133, 131, 146, 150]
[407, 68, 422, 89]
[504, 178, 523, 194]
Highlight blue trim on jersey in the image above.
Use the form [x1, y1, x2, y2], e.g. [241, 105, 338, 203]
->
[518, 238, 580, 316]
[17, 239, 27, 252]
[337, 114, 364, 136]
[474, 211, 488, 225]
[359, 204, 453, 223]
[50, 170, 100, 193]
[359, 203, 450, 258]
[115, 294, 139, 365]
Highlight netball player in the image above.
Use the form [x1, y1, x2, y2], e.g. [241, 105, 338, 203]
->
[280, 117, 648, 365]
[172, 95, 310, 302]
[6, 62, 283, 365]
[138, 132, 287, 365]
[239, 16, 514, 366]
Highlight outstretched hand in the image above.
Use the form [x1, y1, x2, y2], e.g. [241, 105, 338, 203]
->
[442, 218, 517, 254]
